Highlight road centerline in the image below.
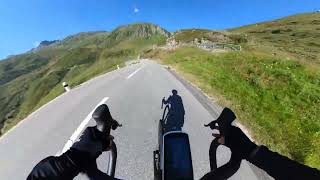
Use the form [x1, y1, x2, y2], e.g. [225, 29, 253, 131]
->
[127, 66, 143, 79]
[57, 97, 109, 155]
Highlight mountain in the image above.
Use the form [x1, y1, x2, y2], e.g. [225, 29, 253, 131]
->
[108, 23, 170, 42]
[0, 23, 167, 134]
[57, 31, 110, 48]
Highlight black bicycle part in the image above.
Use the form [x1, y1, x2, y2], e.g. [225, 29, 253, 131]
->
[153, 149, 161, 180]
[154, 123, 161, 180]
[92, 104, 121, 177]
[164, 133, 194, 180]
[107, 142, 118, 177]
[158, 119, 164, 150]
[92, 104, 112, 135]
[209, 138, 220, 171]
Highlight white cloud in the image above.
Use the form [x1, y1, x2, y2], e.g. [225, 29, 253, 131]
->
[33, 41, 40, 47]
[134, 7, 139, 13]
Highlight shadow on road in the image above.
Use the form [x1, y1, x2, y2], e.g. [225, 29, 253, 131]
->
[162, 89, 185, 132]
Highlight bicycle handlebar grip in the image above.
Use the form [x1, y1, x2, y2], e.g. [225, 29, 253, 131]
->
[92, 104, 113, 135]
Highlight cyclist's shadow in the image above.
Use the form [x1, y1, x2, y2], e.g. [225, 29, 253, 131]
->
[162, 90, 185, 132]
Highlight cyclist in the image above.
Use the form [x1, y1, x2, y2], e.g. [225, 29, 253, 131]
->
[28, 110, 320, 180]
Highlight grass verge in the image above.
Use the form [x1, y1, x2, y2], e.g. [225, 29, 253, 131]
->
[144, 47, 320, 169]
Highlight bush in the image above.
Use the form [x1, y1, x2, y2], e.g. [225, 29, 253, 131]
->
[271, 29, 281, 34]
[229, 34, 248, 43]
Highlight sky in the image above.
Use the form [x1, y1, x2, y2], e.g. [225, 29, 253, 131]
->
[0, 0, 319, 60]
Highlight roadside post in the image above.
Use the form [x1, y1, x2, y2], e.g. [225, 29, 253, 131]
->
[62, 82, 71, 92]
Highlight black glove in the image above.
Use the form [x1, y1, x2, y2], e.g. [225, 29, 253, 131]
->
[205, 108, 256, 159]
[70, 126, 113, 172]
[223, 126, 257, 159]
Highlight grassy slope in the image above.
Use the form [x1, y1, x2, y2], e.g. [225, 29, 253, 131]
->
[174, 29, 247, 44]
[0, 23, 167, 134]
[230, 12, 320, 64]
[143, 13, 320, 168]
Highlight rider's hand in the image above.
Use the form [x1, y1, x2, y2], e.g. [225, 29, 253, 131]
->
[217, 126, 258, 159]
[72, 126, 113, 157]
[70, 126, 113, 172]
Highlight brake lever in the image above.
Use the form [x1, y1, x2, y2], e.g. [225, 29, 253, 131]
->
[204, 121, 217, 130]
[204, 108, 236, 137]
[111, 119, 122, 130]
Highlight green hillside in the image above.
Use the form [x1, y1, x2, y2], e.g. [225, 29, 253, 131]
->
[230, 12, 320, 64]
[0, 23, 168, 135]
[144, 13, 320, 169]
[173, 29, 247, 44]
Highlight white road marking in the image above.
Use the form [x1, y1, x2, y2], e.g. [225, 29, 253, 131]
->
[56, 97, 109, 155]
[127, 66, 143, 79]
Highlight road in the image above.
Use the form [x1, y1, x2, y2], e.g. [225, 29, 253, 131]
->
[0, 60, 271, 180]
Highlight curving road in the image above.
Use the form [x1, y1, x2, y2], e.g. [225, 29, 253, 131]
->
[0, 60, 271, 180]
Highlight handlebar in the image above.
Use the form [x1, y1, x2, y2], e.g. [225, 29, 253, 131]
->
[92, 104, 121, 177]
[204, 107, 237, 172]
[92, 104, 113, 134]
[107, 142, 117, 177]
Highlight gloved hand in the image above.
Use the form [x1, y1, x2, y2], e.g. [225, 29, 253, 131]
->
[69, 126, 113, 172]
[217, 126, 257, 159]
[205, 107, 236, 137]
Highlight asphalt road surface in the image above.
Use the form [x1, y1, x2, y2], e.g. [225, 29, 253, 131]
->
[0, 60, 272, 180]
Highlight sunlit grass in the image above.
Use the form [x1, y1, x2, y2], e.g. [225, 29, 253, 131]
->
[145, 47, 320, 169]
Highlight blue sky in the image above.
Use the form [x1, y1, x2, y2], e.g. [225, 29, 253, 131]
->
[0, 0, 319, 60]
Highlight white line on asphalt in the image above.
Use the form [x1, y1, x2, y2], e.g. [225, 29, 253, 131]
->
[127, 66, 143, 79]
[56, 97, 109, 156]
